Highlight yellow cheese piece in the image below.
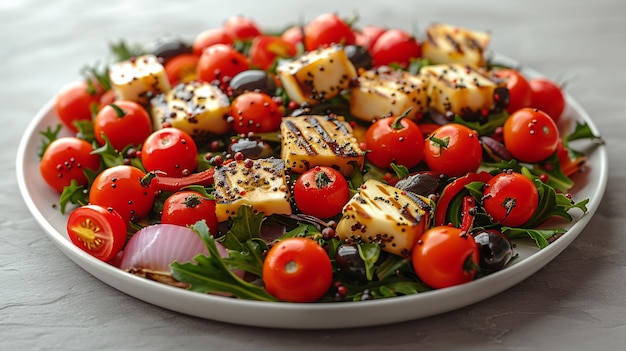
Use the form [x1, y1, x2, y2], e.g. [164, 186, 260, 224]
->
[422, 23, 491, 67]
[109, 54, 171, 105]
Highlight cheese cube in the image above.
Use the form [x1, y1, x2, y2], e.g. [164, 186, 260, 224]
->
[422, 23, 491, 67]
[109, 54, 171, 104]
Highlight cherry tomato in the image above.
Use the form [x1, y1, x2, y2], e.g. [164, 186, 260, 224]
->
[364, 109, 425, 169]
[89, 165, 156, 225]
[293, 166, 350, 218]
[529, 78, 566, 122]
[67, 204, 127, 262]
[281, 25, 304, 46]
[503, 107, 560, 163]
[196, 44, 250, 83]
[355, 26, 386, 50]
[93, 101, 152, 150]
[482, 171, 539, 227]
[55, 80, 102, 133]
[370, 29, 421, 68]
[40, 137, 101, 193]
[262, 237, 333, 302]
[223, 15, 262, 41]
[230, 92, 282, 134]
[249, 35, 297, 70]
[494, 69, 532, 114]
[424, 124, 482, 178]
[161, 190, 219, 234]
[141, 128, 198, 178]
[303, 13, 356, 51]
[192, 28, 234, 56]
[164, 53, 199, 86]
[411, 226, 480, 289]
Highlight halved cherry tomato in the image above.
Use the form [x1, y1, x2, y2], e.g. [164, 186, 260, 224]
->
[141, 128, 198, 178]
[192, 28, 234, 56]
[161, 190, 219, 234]
[303, 13, 355, 51]
[529, 77, 566, 123]
[223, 15, 262, 41]
[503, 107, 560, 163]
[67, 204, 127, 262]
[55, 80, 103, 133]
[494, 68, 532, 114]
[482, 171, 539, 227]
[230, 91, 282, 134]
[262, 237, 333, 302]
[89, 165, 156, 225]
[424, 123, 482, 177]
[93, 101, 152, 150]
[164, 53, 200, 85]
[370, 29, 421, 68]
[293, 166, 350, 218]
[40, 137, 101, 193]
[411, 225, 479, 289]
[249, 35, 297, 71]
[196, 44, 250, 83]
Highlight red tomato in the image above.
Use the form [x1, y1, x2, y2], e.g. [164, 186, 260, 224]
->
[529, 78, 566, 122]
[411, 226, 479, 289]
[503, 107, 560, 163]
[161, 191, 219, 234]
[192, 28, 234, 56]
[93, 101, 152, 150]
[494, 69, 533, 114]
[196, 44, 250, 83]
[482, 171, 539, 227]
[364, 110, 425, 169]
[141, 128, 198, 178]
[355, 26, 386, 50]
[164, 53, 200, 86]
[293, 166, 350, 218]
[40, 137, 101, 193]
[370, 29, 421, 68]
[262, 237, 333, 302]
[55, 80, 102, 133]
[223, 15, 262, 41]
[89, 165, 156, 225]
[249, 35, 297, 70]
[303, 13, 356, 51]
[281, 25, 304, 46]
[67, 204, 127, 262]
[230, 92, 283, 134]
[424, 124, 482, 178]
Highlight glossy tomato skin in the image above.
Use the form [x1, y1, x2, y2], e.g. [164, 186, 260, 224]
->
[67, 204, 127, 262]
[141, 128, 198, 178]
[262, 237, 333, 302]
[503, 107, 560, 163]
[280, 25, 304, 46]
[529, 78, 566, 122]
[89, 165, 156, 225]
[355, 26, 386, 50]
[164, 53, 199, 85]
[304, 13, 355, 51]
[482, 171, 539, 227]
[365, 114, 425, 169]
[411, 226, 479, 289]
[161, 190, 219, 234]
[55, 80, 103, 133]
[424, 124, 482, 178]
[192, 28, 234, 56]
[371, 29, 421, 68]
[196, 44, 250, 83]
[223, 15, 262, 41]
[230, 92, 283, 134]
[249, 35, 297, 71]
[293, 166, 350, 218]
[94, 101, 152, 150]
[494, 69, 532, 114]
[40, 137, 101, 193]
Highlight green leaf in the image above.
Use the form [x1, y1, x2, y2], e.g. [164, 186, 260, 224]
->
[357, 242, 380, 281]
[502, 227, 566, 249]
[91, 134, 124, 168]
[374, 254, 412, 281]
[453, 111, 510, 137]
[217, 205, 264, 251]
[222, 238, 268, 277]
[38, 124, 62, 158]
[108, 40, 146, 62]
[564, 121, 604, 144]
[58, 180, 89, 214]
[74, 119, 95, 143]
[390, 163, 410, 180]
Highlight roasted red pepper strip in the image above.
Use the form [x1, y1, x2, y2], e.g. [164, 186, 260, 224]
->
[434, 171, 492, 226]
[459, 195, 477, 234]
[153, 168, 216, 193]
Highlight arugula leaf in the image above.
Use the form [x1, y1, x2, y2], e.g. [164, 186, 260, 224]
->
[223, 238, 268, 277]
[38, 124, 62, 158]
[390, 163, 410, 180]
[453, 111, 509, 137]
[564, 121, 603, 144]
[356, 242, 380, 281]
[217, 205, 264, 251]
[58, 180, 89, 214]
[502, 227, 566, 249]
[530, 153, 574, 193]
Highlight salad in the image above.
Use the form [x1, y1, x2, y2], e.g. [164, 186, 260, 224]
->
[37, 13, 602, 303]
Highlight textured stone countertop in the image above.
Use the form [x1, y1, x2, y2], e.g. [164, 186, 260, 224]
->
[2, 0, 625, 349]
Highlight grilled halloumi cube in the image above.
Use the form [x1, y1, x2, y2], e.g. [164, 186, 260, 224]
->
[213, 158, 291, 222]
[421, 63, 506, 118]
[276, 45, 357, 105]
[422, 23, 491, 67]
[151, 81, 232, 139]
[280, 115, 365, 177]
[109, 54, 171, 105]
[349, 66, 429, 122]
[336, 179, 431, 257]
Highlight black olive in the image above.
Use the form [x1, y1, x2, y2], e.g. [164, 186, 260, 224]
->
[228, 138, 274, 159]
[152, 37, 192, 64]
[229, 70, 277, 97]
[335, 244, 368, 280]
[344, 45, 373, 70]
[473, 229, 514, 273]
[395, 172, 444, 196]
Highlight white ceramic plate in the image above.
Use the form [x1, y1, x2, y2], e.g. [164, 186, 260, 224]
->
[16, 62, 608, 329]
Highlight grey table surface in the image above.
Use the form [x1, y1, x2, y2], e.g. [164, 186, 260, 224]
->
[2, 0, 625, 349]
